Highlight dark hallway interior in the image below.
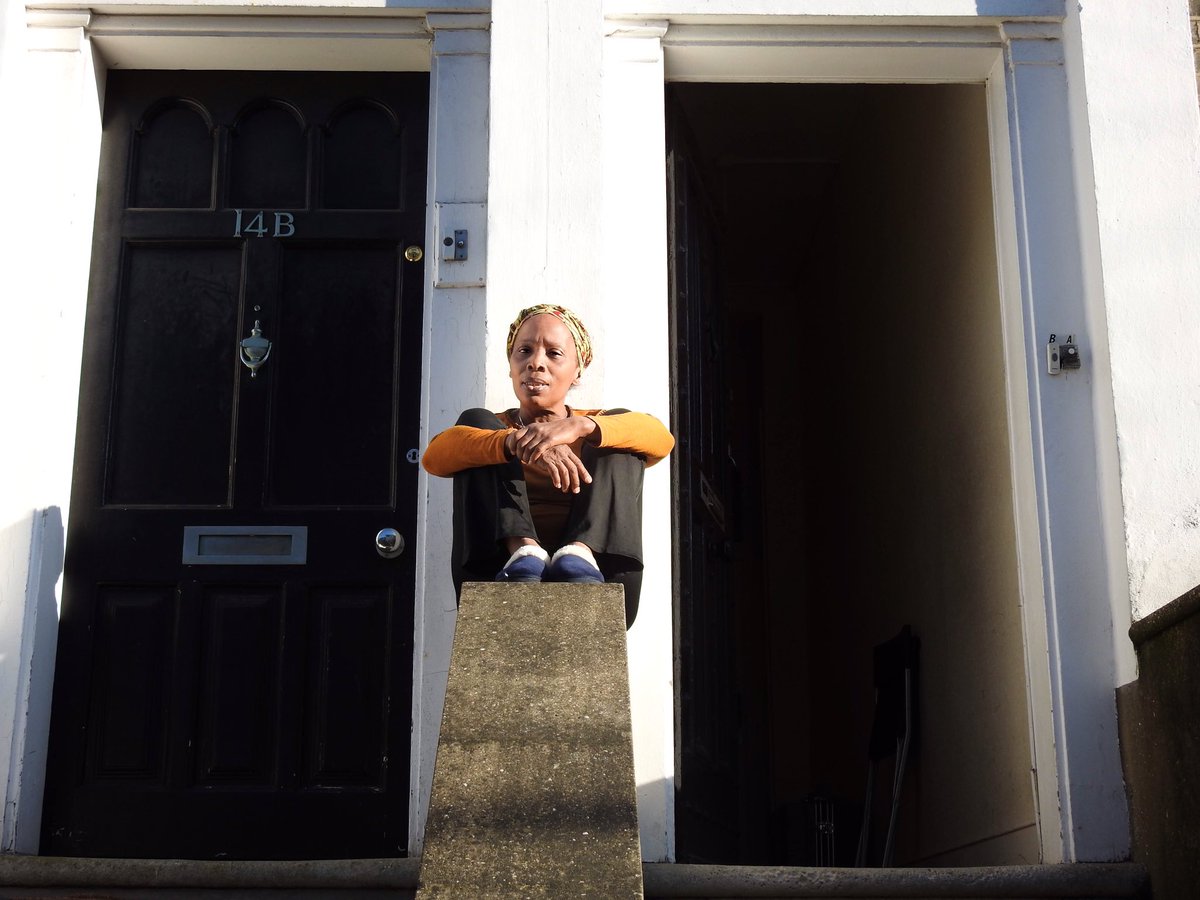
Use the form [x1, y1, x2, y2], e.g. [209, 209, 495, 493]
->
[668, 82, 1038, 867]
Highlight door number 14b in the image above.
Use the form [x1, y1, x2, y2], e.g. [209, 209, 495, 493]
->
[233, 209, 296, 238]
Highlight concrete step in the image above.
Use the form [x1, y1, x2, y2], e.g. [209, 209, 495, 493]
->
[642, 862, 1149, 898]
[0, 856, 417, 898]
[0, 858, 1149, 899]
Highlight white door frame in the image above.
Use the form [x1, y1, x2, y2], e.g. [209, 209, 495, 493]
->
[603, 13, 1132, 864]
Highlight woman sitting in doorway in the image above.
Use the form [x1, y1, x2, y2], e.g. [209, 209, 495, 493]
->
[422, 304, 674, 623]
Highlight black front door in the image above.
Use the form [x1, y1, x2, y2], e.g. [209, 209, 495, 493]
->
[42, 70, 428, 859]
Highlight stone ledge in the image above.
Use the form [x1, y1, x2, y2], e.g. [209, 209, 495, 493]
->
[0, 859, 1149, 897]
[640, 862, 1149, 898]
[0, 856, 418, 889]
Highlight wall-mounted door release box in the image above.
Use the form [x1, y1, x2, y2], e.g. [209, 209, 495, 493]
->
[433, 202, 486, 288]
[1047, 334, 1081, 375]
[442, 229, 468, 261]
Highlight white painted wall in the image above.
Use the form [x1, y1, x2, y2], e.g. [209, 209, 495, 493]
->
[0, 11, 102, 853]
[485, 0, 605, 408]
[604, 0, 1064, 19]
[1065, 0, 1200, 622]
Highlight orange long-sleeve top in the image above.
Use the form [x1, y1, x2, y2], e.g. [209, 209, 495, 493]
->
[422, 408, 674, 476]
[422, 408, 674, 549]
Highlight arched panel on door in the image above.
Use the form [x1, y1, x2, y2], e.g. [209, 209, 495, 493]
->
[130, 99, 215, 209]
[322, 100, 403, 210]
[229, 99, 308, 209]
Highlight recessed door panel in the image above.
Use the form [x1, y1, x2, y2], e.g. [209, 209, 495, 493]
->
[87, 585, 175, 783]
[106, 244, 241, 507]
[195, 585, 284, 786]
[270, 244, 400, 508]
[305, 586, 389, 788]
[130, 102, 215, 209]
[229, 101, 308, 209]
[323, 102, 405, 210]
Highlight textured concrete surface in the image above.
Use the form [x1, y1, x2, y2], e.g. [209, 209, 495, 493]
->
[0, 858, 1147, 898]
[0, 856, 417, 888]
[642, 862, 1149, 897]
[0, 856, 417, 896]
[417, 582, 642, 899]
[0, 890, 406, 899]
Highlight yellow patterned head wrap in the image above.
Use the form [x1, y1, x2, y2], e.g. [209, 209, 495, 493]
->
[506, 304, 593, 371]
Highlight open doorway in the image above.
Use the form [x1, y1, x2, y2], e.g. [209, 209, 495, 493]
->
[667, 83, 1038, 867]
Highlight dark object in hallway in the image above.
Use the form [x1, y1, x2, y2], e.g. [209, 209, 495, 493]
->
[856, 625, 920, 867]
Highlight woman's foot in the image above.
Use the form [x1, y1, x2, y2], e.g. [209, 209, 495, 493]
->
[546, 544, 605, 584]
[495, 545, 550, 583]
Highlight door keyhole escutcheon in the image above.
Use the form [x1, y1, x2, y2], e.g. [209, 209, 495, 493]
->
[376, 528, 405, 559]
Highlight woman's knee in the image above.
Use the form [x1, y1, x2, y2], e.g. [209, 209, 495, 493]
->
[457, 407, 505, 429]
[582, 444, 647, 479]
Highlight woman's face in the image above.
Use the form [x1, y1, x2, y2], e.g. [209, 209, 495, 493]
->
[508, 314, 581, 415]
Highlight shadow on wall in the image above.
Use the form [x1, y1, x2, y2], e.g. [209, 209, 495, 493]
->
[0, 507, 63, 853]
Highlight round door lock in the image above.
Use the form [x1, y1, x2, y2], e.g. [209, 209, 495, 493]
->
[404, 245, 424, 263]
[375, 528, 405, 559]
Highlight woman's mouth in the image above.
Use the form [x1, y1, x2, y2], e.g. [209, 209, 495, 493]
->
[524, 380, 549, 393]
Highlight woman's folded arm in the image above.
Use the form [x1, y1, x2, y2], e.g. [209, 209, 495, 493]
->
[589, 411, 675, 466]
[422, 425, 512, 477]
[423, 409, 674, 476]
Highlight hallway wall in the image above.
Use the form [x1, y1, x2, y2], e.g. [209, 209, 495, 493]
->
[817, 83, 1036, 865]
[710, 82, 1038, 865]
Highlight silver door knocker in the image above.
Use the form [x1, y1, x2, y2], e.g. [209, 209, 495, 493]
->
[239, 320, 272, 377]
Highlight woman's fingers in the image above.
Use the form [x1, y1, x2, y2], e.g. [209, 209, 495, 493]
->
[513, 418, 583, 462]
[562, 453, 592, 493]
[515, 433, 551, 461]
[511, 420, 595, 491]
[543, 452, 577, 493]
[532, 446, 592, 492]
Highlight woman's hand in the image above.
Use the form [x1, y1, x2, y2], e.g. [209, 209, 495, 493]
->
[529, 444, 591, 493]
[508, 416, 596, 463]
[505, 416, 598, 492]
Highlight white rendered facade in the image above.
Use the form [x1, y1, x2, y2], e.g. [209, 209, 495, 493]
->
[1, 0, 1198, 865]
